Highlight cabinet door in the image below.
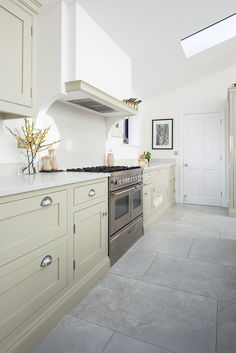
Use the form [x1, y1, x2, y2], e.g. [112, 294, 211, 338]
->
[0, 241, 67, 342]
[143, 185, 152, 216]
[73, 202, 108, 281]
[0, 0, 32, 107]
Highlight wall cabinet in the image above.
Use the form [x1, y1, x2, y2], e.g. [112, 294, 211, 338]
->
[0, 0, 40, 118]
[0, 179, 109, 353]
[143, 165, 175, 229]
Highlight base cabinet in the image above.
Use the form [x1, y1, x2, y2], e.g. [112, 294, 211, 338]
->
[143, 165, 175, 229]
[0, 179, 109, 353]
[73, 201, 108, 281]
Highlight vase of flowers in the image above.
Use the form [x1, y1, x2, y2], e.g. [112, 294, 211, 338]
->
[7, 118, 60, 174]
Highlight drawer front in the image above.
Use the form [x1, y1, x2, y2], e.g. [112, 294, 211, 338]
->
[143, 171, 155, 185]
[0, 190, 67, 267]
[74, 181, 106, 205]
[0, 241, 67, 342]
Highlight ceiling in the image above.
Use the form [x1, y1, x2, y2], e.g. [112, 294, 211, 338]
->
[40, 0, 236, 99]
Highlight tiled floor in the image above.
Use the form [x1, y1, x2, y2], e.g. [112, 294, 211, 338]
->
[31, 204, 236, 353]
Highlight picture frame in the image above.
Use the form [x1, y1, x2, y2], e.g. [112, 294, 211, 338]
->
[152, 119, 173, 150]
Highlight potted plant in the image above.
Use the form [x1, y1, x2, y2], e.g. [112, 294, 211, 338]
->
[145, 151, 151, 166]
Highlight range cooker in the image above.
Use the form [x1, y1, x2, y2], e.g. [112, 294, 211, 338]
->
[67, 166, 143, 265]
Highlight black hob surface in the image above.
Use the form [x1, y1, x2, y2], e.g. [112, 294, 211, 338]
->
[66, 166, 141, 173]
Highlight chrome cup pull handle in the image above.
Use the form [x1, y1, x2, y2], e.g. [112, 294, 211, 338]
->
[88, 189, 96, 197]
[41, 196, 53, 207]
[40, 255, 52, 268]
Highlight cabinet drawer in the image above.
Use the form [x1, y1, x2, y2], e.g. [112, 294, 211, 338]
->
[0, 190, 67, 267]
[73, 181, 106, 205]
[143, 171, 155, 185]
[0, 240, 67, 342]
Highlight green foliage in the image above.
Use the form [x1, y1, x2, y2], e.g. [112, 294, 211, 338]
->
[146, 151, 151, 160]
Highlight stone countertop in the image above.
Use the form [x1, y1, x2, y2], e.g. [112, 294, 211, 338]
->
[0, 172, 110, 197]
[142, 162, 175, 171]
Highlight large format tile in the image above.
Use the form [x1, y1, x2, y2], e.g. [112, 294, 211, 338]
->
[103, 333, 172, 353]
[70, 274, 217, 353]
[189, 239, 236, 267]
[132, 232, 193, 258]
[30, 315, 113, 353]
[151, 221, 219, 239]
[217, 301, 236, 353]
[143, 254, 236, 303]
[110, 247, 157, 280]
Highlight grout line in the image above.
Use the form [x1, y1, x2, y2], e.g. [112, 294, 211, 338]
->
[110, 272, 218, 302]
[215, 300, 219, 353]
[69, 316, 178, 353]
[101, 332, 115, 353]
[187, 239, 195, 258]
[141, 253, 159, 279]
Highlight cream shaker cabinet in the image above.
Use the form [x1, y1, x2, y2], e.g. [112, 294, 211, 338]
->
[0, 0, 40, 118]
[0, 179, 109, 353]
[228, 87, 236, 216]
[73, 201, 108, 282]
[143, 165, 175, 230]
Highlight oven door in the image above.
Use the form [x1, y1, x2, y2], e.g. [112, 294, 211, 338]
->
[131, 184, 143, 221]
[109, 186, 133, 235]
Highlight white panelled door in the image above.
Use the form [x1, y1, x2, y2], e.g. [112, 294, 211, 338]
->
[183, 113, 223, 206]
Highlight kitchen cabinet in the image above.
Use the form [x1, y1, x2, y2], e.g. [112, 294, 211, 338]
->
[0, 0, 40, 118]
[0, 179, 109, 353]
[73, 201, 108, 282]
[143, 165, 175, 230]
[228, 87, 236, 216]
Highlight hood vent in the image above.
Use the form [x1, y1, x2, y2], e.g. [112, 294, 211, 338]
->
[68, 98, 117, 114]
[58, 80, 137, 117]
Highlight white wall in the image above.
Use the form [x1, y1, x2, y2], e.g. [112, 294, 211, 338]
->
[140, 64, 236, 204]
[38, 102, 107, 169]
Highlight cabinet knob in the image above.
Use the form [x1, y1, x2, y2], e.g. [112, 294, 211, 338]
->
[102, 212, 108, 216]
[88, 189, 96, 197]
[41, 196, 53, 207]
[40, 255, 52, 268]
[184, 163, 188, 167]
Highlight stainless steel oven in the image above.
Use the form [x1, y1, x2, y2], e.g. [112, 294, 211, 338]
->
[109, 183, 143, 235]
[108, 168, 143, 265]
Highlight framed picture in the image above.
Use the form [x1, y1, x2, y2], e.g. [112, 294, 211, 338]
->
[152, 119, 173, 150]
[110, 121, 123, 138]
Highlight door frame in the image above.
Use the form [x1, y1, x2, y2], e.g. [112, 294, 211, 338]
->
[179, 111, 226, 206]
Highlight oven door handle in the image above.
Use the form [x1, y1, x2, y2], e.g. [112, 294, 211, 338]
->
[112, 187, 135, 197]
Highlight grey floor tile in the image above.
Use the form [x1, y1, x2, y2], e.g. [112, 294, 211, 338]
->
[30, 315, 113, 353]
[70, 274, 217, 353]
[217, 301, 236, 353]
[220, 230, 236, 240]
[204, 206, 228, 216]
[110, 247, 157, 280]
[103, 333, 173, 353]
[143, 254, 236, 303]
[152, 221, 219, 239]
[189, 239, 236, 267]
[132, 232, 193, 258]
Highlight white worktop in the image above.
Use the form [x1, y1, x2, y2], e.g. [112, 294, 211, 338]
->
[142, 162, 175, 171]
[0, 172, 110, 197]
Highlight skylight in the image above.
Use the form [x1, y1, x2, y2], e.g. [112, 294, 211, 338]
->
[180, 13, 236, 57]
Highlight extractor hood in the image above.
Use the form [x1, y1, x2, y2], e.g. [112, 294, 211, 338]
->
[58, 80, 137, 117]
